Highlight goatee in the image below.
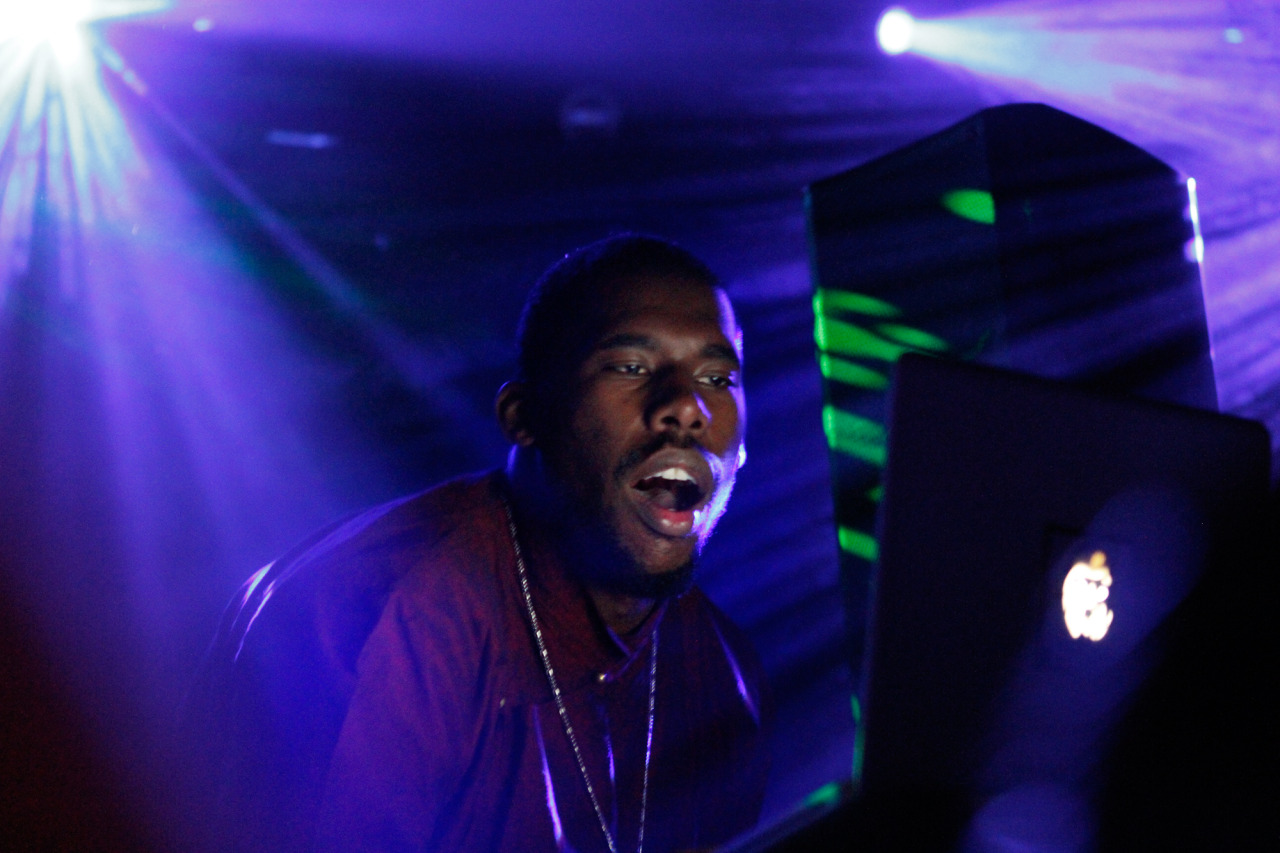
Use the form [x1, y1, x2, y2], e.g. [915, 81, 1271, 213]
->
[593, 558, 695, 600]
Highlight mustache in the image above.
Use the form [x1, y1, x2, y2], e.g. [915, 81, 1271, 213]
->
[613, 433, 701, 481]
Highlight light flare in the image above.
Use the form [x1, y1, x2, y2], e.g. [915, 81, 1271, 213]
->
[876, 7, 915, 55]
[874, 1, 1279, 177]
[0, 0, 166, 302]
[874, 0, 1280, 459]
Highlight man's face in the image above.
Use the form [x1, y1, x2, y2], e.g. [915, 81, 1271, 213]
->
[538, 273, 745, 590]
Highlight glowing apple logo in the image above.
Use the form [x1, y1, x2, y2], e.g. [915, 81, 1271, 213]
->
[1061, 551, 1114, 641]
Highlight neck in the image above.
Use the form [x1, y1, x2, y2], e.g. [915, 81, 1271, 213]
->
[588, 588, 658, 636]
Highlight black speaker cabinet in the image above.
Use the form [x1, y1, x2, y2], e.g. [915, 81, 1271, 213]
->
[805, 102, 1216, 697]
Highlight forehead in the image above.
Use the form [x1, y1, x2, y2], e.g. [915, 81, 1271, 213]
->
[587, 274, 740, 350]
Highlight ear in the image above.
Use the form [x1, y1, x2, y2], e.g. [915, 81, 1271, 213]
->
[495, 381, 537, 447]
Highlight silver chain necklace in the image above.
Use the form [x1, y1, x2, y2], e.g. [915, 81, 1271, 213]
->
[502, 497, 658, 853]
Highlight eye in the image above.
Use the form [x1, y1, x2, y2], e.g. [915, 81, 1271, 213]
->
[700, 372, 737, 389]
[609, 362, 649, 376]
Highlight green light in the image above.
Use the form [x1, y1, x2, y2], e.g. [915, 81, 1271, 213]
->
[837, 525, 879, 561]
[802, 780, 844, 809]
[874, 323, 949, 353]
[818, 355, 889, 390]
[823, 408, 886, 465]
[814, 289, 901, 319]
[815, 316, 910, 363]
[941, 188, 996, 225]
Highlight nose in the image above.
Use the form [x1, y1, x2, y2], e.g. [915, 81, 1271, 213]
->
[645, 368, 709, 435]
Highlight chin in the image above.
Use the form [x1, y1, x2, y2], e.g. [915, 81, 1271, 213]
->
[628, 523, 701, 572]
[607, 559, 695, 600]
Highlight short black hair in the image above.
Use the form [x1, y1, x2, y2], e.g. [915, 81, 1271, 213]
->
[515, 233, 719, 389]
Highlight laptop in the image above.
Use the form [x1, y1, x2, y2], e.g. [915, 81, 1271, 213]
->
[731, 353, 1274, 851]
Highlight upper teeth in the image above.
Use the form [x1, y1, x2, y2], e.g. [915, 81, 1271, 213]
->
[653, 467, 694, 482]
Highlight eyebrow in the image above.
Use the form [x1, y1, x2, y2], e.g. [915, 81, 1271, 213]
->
[595, 333, 741, 367]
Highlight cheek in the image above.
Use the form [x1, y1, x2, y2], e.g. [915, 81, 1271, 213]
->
[711, 396, 746, 453]
[564, 409, 621, 489]
[575, 387, 639, 447]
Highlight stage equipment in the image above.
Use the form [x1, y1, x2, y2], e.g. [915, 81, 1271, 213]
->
[805, 100, 1217, 706]
[875, 8, 915, 55]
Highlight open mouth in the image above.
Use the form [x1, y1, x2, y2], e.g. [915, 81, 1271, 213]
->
[629, 463, 711, 537]
[633, 467, 705, 513]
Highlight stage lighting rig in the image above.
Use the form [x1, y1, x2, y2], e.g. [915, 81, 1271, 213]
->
[876, 7, 915, 55]
[4, 3, 92, 63]
[0, 0, 164, 301]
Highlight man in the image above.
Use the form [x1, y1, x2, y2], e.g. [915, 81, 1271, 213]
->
[185, 235, 770, 852]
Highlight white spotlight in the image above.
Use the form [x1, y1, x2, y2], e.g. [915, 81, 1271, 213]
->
[5, 1, 93, 46]
[877, 7, 915, 55]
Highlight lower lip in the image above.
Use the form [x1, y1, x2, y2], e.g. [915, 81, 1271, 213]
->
[631, 491, 697, 537]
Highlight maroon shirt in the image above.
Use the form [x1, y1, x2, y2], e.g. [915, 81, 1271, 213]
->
[188, 472, 769, 852]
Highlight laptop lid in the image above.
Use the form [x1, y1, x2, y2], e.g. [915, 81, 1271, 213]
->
[861, 353, 1271, 849]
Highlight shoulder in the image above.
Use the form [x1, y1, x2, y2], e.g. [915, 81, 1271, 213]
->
[222, 471, 511, 684]
[184, 473, 516, 851]
[305, 470, 508, 573]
